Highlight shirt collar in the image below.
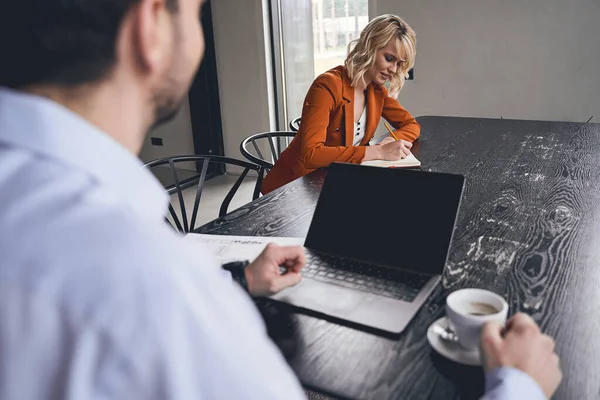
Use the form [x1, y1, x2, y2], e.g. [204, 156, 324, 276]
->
[0, 86, 168, 220]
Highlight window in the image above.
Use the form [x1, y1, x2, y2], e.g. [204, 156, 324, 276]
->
[271, 0, 369, 129]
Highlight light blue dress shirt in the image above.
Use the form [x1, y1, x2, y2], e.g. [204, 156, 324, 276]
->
[0, 88, 305, 399]
[483, 367, 546, 399]
[0, 87, 546, 399]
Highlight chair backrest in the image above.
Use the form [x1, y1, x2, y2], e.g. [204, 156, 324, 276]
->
[289, 117, 301, 132]
[240, 131, 296, 171]
[144, 155, 265, 233]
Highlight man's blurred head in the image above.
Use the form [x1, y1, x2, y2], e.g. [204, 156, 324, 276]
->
[0, 0, 206, 127]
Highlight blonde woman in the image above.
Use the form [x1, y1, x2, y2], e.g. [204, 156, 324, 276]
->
[261, 14, 420, 194]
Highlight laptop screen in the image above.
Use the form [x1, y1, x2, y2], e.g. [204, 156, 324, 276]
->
[304, 163, 465, 276]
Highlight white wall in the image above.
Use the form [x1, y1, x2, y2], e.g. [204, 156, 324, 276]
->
[373, 0, 600, 122]
[211, 0, 274, 170]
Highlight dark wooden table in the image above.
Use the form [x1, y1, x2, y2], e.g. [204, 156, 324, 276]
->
[198, 116, 600, 400]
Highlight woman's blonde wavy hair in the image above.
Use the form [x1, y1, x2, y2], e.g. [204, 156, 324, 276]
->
[345, 14, 416, 98]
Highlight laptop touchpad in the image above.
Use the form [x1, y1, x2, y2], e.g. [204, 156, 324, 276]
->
[275, 278, 365, 313]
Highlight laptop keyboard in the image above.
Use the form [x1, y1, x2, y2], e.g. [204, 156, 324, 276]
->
[303, 251, 431, 302]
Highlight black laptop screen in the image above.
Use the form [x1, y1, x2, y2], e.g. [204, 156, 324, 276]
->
[304, 163, 465, 275]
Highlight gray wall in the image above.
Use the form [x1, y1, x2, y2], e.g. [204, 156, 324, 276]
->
[139, 97, 195, 164]
[374, 0, 600, 123]
[211, 0, 275, 171]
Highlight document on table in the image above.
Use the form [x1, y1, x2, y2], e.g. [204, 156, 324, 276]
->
[184, 233, 306, 264]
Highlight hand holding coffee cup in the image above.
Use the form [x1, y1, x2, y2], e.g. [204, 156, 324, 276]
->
[445, 290, 562, 399]
[481, 313, 563, 399]
[445, 289, 508, 350]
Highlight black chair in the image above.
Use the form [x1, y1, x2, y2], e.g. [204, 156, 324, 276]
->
[289, 117, 301, 132]
[240, 131, 296, 171]
[144, 155, 265, 233]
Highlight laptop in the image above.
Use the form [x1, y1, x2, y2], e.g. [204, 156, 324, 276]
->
[270, 162, 465, 334]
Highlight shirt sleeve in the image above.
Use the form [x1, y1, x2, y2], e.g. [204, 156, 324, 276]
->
[481, 367, 546, 400]
[130, 239, 307, 400]
[380, 86, 420, 142]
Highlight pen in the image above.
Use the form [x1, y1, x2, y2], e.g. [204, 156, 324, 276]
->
[384, 122, 399, 141]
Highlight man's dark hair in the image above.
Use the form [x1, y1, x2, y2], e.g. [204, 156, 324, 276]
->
[0, 0, 178, 89]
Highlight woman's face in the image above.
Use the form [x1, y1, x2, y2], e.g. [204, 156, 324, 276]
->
[365, 37, 407, 86]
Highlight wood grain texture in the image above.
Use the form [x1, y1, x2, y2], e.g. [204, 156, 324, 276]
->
[197, 117, 600, 400]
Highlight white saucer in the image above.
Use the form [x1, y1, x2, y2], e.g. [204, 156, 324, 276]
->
[427, 317, 481, 366]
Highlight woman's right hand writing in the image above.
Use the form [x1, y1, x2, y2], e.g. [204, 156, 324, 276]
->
[378, 139, 412, 160]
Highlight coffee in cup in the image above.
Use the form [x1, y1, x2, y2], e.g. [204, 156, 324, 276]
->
[468, 302, 500, 316]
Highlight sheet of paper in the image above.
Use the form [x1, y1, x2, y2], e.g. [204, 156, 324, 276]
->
[184, 233, 305, 264]
[361, 152, 421, 168]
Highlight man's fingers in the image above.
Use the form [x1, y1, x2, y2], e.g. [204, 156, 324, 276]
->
[282, 258, 304, 272]
[274, 245, 306, 272]
[507, 313, 539, 333]
[542, 334, 556, 353]
[273, 271, 302, 292]
[481, 320, 504, 351]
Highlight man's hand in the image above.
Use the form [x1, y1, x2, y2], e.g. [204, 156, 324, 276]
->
[481, 313, 562, 399]
[245, 244, 306, 297]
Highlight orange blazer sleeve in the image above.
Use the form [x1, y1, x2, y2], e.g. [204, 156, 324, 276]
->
[381, 86, 420, 142]
[299, 75, 366, 170]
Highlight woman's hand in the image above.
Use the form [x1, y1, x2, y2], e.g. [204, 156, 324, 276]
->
[378, 139, 412, 160]
[378, 136, 396, 145]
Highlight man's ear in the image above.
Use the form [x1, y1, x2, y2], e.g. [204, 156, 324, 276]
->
[128, 0, 173, 74]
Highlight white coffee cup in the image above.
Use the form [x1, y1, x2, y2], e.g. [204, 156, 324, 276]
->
[446, 288, 508, 350]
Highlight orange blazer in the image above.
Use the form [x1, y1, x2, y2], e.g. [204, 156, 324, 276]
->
[261, 66, 420, 194]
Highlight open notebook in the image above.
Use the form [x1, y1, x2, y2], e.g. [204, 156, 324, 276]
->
[361, 152, 421, 168]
